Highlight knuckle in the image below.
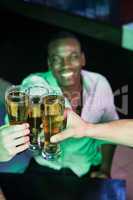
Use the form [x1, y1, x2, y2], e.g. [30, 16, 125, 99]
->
[25, 136, 29, 141]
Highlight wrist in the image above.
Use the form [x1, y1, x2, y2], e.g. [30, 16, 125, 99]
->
[85, 123, 99, 138]
[85, 123, 108, 140]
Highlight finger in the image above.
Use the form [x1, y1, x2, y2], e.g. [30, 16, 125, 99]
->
[13, 136, 30, 147]
[7, 141, 30, 157]
[50, 129, 74, 143]
[11, 128, 30, 140]
[15, 142, 30, 154]
[4, 135, 29, 148]
[1, 123, 29, 136]
[11, 123, 30, 133]
[1, 130, 28, 148]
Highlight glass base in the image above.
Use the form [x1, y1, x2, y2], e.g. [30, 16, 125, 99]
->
[29, 144, 40, 155]
[41, 149, 61, 160]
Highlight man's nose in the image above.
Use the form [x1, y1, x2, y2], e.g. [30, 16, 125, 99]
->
[62, 58, 70, 68]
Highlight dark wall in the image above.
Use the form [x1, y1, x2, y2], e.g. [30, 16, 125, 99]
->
[0, 6, 132, 118]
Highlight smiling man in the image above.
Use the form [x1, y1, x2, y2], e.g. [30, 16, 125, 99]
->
[22, 31, 119, 178]
[47, 33, 85, 114]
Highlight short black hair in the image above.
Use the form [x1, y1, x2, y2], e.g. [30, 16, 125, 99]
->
[48, 31, 83, 52]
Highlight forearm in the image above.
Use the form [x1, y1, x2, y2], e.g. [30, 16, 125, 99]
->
[86, 120, 133, 147]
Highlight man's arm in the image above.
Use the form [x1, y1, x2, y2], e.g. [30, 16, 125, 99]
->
[50, 110, 133, 147]
[88, 119, 133, 147]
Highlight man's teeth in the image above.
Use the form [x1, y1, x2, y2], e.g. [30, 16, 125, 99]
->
[61, 72, 73, 78]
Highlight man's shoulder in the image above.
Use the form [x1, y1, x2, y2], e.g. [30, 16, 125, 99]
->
[25, 71, 48, 79]
[22, 71, 48, 86]
[82, 70, 109, 85]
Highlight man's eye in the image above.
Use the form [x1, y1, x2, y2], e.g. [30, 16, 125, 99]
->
[51, 57, 62, 65]
[71, 54, 80, 61]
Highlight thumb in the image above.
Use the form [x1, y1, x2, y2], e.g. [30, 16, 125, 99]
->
[50, 128, 74, 143]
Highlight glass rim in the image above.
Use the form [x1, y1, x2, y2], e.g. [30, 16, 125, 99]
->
[46, 87, 63, 96]
[5, 84, 28, 99]
[25, 85, 49, 97]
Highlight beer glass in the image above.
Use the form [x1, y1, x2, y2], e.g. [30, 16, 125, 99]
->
[26, 85, 48, 151]
[42, 89, 65, 160]
[5, 85, 29, 125]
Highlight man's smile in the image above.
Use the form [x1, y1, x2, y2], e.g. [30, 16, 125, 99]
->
[60, 71, 74, 78]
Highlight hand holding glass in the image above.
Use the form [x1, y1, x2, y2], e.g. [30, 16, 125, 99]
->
[5, 85, 29, 125]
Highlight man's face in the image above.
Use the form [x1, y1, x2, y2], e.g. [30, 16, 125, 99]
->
[48, 38, 85, 88]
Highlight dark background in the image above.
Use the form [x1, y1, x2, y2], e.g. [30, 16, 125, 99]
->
[0, 2, 132, 119]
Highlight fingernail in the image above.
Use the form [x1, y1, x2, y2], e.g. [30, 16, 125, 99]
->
[50, 136, 56, 143]
[27, 142, 30, 146]
[24, 123, 30, 128]
[25, 129, 30, 135]
[25, 136, 30, 142]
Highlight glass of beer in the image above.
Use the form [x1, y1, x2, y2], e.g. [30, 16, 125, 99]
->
[26, 85, 48, 151]
[5, 85, 29, 125]
[42, 89, 65, 160]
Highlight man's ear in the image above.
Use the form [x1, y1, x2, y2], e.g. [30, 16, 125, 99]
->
[81, 52, 86, 67]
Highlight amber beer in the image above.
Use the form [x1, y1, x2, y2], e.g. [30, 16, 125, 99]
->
[28, 96, 42, 150]
[26, 85, 49, 151]
[42, 94, 65, 159]
[5, 86, 29, 125]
